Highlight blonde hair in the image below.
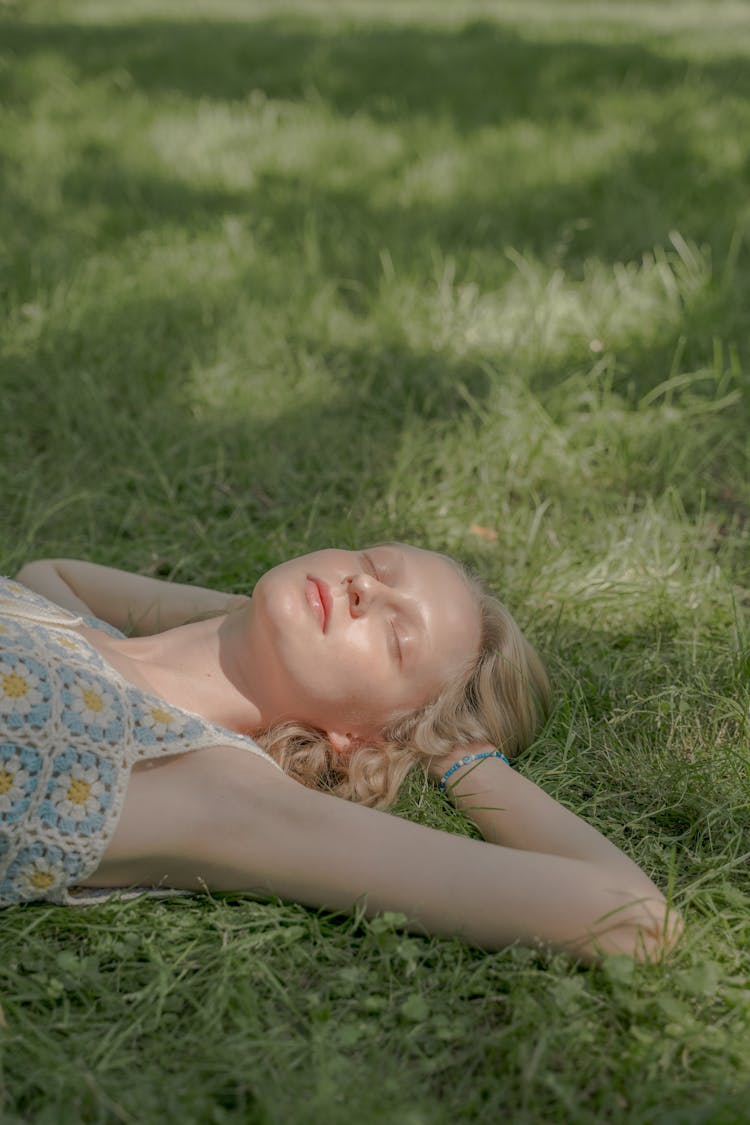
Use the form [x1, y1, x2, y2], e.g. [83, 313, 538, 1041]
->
[254, 562, 551, 810]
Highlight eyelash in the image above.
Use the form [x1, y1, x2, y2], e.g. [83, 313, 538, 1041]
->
[362, 552, 379, 580]
[362, 553, 402, 664]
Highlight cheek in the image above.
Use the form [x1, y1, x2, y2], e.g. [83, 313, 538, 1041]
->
[334, 627, 394, 694]
[248, 584, 312, 690]
[255, 572, 310, 652]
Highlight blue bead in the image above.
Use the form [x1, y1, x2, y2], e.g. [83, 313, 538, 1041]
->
[438, 749, 510, 791]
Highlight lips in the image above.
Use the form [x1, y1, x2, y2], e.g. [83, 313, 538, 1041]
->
[305, 576, 332, 632]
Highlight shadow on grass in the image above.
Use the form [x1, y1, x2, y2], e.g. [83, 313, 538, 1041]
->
[3, 16, 750, 123]
[2, 9, 748, 547]
[2, 14, 750, 269]
[0, 267, 505, 555]
[2, 222, 743, 555]
[0, 160, 252, 305]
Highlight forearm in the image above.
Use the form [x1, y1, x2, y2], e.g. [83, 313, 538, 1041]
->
[424, 754, 681, 958]
[14, 559, 245, 634]
[432, 752, 664, 893]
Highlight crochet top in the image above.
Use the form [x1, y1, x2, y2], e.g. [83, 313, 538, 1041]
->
[0, 577, 281, 906]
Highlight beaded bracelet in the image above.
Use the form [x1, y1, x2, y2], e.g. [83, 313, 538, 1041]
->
[438, 750, 510, 792]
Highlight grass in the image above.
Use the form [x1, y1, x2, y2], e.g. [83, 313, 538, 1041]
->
[1, 0, 749, 1121]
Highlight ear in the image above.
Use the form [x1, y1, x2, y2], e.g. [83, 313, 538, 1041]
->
[327, 729, 355, 755]
[327, 727, 383, 755]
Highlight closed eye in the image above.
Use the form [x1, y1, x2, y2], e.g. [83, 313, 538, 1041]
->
[391, 623, 402, 665]
[362, 552, 380, 580]
[363, 552, 402, 666]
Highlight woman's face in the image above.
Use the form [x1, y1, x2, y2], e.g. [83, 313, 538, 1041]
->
[241, 544, 481, 748]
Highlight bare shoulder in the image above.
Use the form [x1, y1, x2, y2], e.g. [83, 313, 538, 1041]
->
[87, 743, 285, 884]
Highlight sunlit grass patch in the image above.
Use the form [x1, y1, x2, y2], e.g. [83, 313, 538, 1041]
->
[371, 233, 715, 360]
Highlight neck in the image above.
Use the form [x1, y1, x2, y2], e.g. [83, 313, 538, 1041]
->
[113, 612, 264, 734]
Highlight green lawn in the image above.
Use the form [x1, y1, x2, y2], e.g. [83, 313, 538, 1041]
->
[1, 1, 749, 1121]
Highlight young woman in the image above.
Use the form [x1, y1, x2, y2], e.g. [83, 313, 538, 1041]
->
[1, 547, 681, 962]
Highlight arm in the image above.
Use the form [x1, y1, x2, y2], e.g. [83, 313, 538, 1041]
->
[425, 746, 682, 954]
[13, 558, 247, 635]
[427, 746, 650, 873]
[91, 747, 681, 964]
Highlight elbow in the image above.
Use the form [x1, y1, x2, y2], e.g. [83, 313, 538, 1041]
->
[14, 559, 54, 582]
[13, 561, 36, 583]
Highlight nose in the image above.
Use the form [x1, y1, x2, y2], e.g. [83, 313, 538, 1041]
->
[346, 573, 379, 617]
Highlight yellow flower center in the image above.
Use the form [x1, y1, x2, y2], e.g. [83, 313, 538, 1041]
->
[81, 688, 104, 713]
[67, 778, 91, 805]
[2, 671, 29, 699]
[30, 869, 55, 890]
[0, 768, 13, 795]
[149, 707, 173, 726]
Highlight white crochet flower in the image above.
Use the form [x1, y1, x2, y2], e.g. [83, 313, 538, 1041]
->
[138, 702, 186, 736]
[0, 757, 30, 812]
[51, 632, 87, 654]
[0, 659, 44, 715]
[51, 761, 106, 822]
[68, 680, 119, 727]
[19, 855, 67, 895]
